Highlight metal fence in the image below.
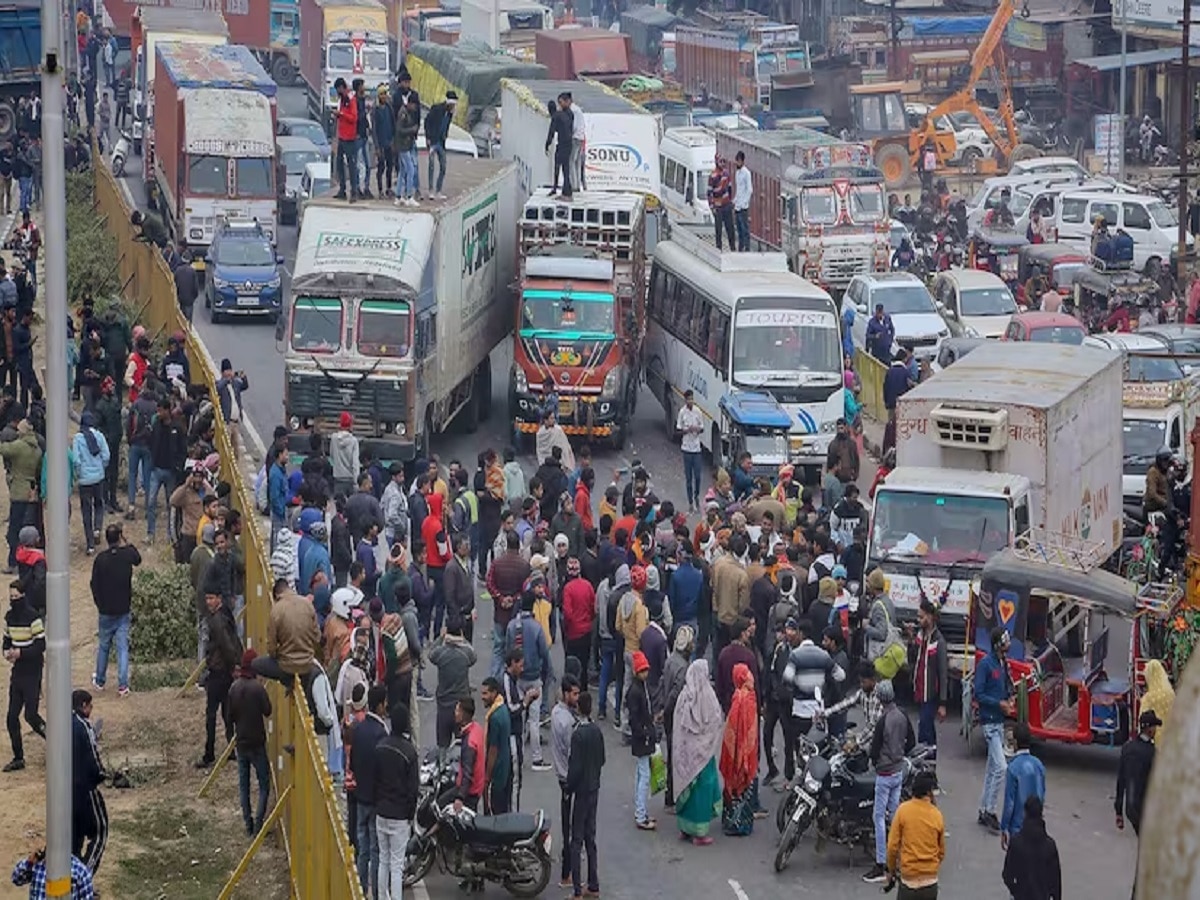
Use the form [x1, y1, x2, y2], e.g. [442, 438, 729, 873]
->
[92, 163, 362, 899]
[854, 348, 888, 423]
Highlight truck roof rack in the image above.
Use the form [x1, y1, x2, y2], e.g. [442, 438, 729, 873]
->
[666, 222, 790, 273]
[520, 189, 644, 262]
[1011, 528, 1108, 574]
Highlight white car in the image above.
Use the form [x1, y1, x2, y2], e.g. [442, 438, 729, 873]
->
[843, 272, 955, 360]
[297, 160, 331, 227]
[277, 136, 329, 226]
[906, 104, 993, 166]
[930, 269, 1018, 339]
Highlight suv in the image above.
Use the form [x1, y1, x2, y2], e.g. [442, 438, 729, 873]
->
[204, 220, 284, 324]
[843, 272, 956, 361]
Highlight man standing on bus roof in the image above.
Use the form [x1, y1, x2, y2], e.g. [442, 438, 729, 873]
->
[733, 151, 752, 252]
[708, 156, 735, 251]
[677, 389, 705, 514]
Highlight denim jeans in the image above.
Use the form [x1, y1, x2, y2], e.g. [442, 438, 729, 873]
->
[376, 816, 410, 900]
[713, 204, 735, 250]
[78, 482, 105, 551]
[874, 770, 903, 864]
[146, 467, 175, 540]
[735, 207, 750, 251]
[358, 137, 371, 190]
[620, 651, 634, 736]
[519, 676, 543, 763]
[18, 176, 31, 212]
[428, 142, 446, 193]
[979, 722, 1007, 815]
[633, 755, 651, 824]
[95, 613, 130, 689]
[918, 699, 938, 749]
[398, 149, 418, 198]
[491, 626, 507, 679]
[355, 800, 378, 895]
[682, 450, 702, 507]
[598, 637, 623, 718]
[238, 746, 271, 833]
[6, 499, 33, 569]
[336, 137, 361, 196]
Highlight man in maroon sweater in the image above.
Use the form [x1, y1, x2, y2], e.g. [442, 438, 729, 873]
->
[716, 615, 759, 713]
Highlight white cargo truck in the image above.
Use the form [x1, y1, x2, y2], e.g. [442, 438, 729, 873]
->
[1120, 380, 1200, 509]
[868, 342, 1124, 654]
[500, 78, 662, 202]
[283, 160, 518, 460]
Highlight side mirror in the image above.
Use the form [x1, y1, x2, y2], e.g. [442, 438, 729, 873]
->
[856, 303, 867, 314]
[935, 300, 945, 311]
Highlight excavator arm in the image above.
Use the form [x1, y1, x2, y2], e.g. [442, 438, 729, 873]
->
[909, 0, 1024, 167]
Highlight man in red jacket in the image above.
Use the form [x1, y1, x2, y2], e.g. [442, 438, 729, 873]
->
[561, 557, 595, 679]
[421, 492, 451, 636]
[453, 696, 486, 811]
[332, 77, 360, 202]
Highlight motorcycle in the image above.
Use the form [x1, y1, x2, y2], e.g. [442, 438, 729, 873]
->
[111, 129, 133, 178]
[404, 751, 553, 897]
[774, 738, 936, 873]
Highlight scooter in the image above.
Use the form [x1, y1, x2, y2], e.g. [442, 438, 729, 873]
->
[111, 130, 132, 177]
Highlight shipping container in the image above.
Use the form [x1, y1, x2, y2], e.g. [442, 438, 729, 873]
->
[870, 342, 1124, 634]
[535, 28, 632, 85]
[285, 159, 519, 459]
[106, 0, 270, 47]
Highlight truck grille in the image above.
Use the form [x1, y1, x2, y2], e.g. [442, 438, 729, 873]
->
[820, 247, 875, 286]
[287, 375, 408, 435]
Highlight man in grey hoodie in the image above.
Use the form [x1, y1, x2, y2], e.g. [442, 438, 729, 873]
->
[862, 567, 898, 664]
[865, 679, 916, 884]
[428, 616, 477, 749]
[596, 564, 629, 726]
[329, 411, 360, 498]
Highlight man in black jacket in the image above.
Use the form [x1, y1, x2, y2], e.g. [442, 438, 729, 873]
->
[90, 523, 141, 695]
[423, 91, 457, 197]
[1116, 710, 1159, 836]
[146, 397, 186, 543]
[534, 446, 567, 525]
[373, 702, 419, 896]
[1002, 795, 1062, 900]
[3, 577, 44, 771]
[566, 691, 605, 898]
[71, 690, 108, 873]
[197, 588, 242, 769]
[442, 534, 475, 643]
[349, 683, 389, 896]
[627, 651, 655, 830]
[545, 93, 574, 197]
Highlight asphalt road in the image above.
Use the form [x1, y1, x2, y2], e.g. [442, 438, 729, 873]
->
[112, 87, 1138, 898]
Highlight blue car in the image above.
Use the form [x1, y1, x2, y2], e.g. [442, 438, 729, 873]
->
[204, 221, 284, 323]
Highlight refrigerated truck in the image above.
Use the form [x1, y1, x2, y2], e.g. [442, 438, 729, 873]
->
[299, 0, 391, 132]
[500, 78, 662, 201]
[131, 7, 229, 154]
[152, 43, 279, 260]
[868, 342, 1124, 652]
[284, 159, 519, 461]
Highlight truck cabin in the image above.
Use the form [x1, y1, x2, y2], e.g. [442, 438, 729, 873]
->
[848, 83, 908, 138]
[783, 167, 887, 232]
[183, 95, 277, 211]
[325, 32, 389, 81]
[520, 254, 621, 340]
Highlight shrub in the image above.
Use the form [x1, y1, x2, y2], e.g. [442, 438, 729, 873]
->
[130, 564, 196, 663]
[65, 170, 120, 303]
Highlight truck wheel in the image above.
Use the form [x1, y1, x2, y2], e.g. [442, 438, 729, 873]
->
[1009, 143, 1042, 164]
[710, 423, 724, 472]
[875, 144, 911, 189]
[477, 363, 493, 423]
[0, 102, 15, 143]
[271, 56, 294, 86]
[462, 376, 480, 434]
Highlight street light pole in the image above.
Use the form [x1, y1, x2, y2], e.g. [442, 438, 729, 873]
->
[1118, 0, 1128, 182]
[40, 0, 73, 895]
[1178, 0, 1193, 286]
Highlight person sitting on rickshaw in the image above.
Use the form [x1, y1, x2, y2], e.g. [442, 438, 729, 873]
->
[892, 237, 916, 270]
[1092, 216, 1113, 261]
[1103, 299, 1132, 333]
[1020, 273, 1046, 310]
[1026, 209, 1046, 244]
[1113, 228, 1135, 267]
[983, 188, 1015, 229]
[935, 178, 951, 213]
[1137, 296, 1158, 330]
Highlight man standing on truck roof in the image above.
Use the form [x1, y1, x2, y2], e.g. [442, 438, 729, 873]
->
[546, 95, 574, 200]
[733, 151, 752, 252]
[393, 68, 421, 199]
[353, 79, 373, 200]
[332, 77, 361, 203]
[424, 92, 457, 200]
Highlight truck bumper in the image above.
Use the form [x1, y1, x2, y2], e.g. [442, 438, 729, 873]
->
[288, 431, 415, 463]
[511, 391, 622, 437]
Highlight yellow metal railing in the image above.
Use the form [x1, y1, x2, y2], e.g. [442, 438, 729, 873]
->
[854, 348, 888, 423]
[93, 162, 362, 899]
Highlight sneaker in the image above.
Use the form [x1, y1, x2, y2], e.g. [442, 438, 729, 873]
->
[596, 711, 606, 721]
[611, 717, 621, 731]
[117, 686, 130, 697]
[436, 192, 447, 199]
[408, 197, 420, 207]
[2, 758, 25, 773]
[417, 686, 434, 702]
[531, 761, 553, 772]
[559, 879, 573, 888]
[333, 191, 347, 200]
[91, 676, 105, 691]
[195, 756, 215, 770]
[361, 189, 374, 199]
[393, 197, 402, 207]
[982, 812, 1001, 834]
[862, 864, 888, 884]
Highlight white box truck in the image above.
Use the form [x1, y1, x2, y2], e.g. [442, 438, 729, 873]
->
[868, 342, 1124, 652]
[499, 78, 662, 201]
[283, 159, 518, 460]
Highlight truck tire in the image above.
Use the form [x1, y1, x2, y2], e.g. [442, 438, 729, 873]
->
[875, 144, 911, 189]
[462, 375, 480, 434]
[271, 56, 294, 87]
[1009, 143, 1042, 164]
[476, 362, 493, 423]
[0, 101, 15, 143]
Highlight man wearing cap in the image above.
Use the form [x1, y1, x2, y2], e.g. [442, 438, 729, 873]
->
[423, 92, 457, 199]
[1116, 709, 1160, 837]
[160, 331, 190, 389]
[677, 389, 705, 513]
[330, 412, 360, 499]
[227, 648, 272, 835]
[371, 84, 396, 198]
[975, 626, 1014, 834]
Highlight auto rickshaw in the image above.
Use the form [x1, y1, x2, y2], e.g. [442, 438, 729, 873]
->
[1070, 266, 1157, 329]
[717, 391, 795, 481]
[1017, 242, 1089, 301]
[968, 226, 1028, 293]
[963, 534, 1183, 751]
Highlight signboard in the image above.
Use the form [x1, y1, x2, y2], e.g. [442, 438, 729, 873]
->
[293, 206, 433, 290]
[735, 308, 838, 329]
[583, 112, 662, 197]
[1005, 19, 1047, 51]
[1113, 0, 1200, 31]
[1094, 114, 1122, 176]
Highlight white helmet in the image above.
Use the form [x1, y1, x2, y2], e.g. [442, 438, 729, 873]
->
[330, 587, 358, 620]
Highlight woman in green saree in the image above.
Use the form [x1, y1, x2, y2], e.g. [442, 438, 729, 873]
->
[672, 659, 725, 845]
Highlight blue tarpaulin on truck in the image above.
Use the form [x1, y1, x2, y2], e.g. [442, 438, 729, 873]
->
[907, 16, 992, 36]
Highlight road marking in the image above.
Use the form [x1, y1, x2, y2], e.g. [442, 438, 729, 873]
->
[413, 879, 430, 900]
[729, 879, 750, 900]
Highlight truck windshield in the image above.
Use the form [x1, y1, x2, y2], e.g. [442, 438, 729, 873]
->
[358, 300, 412, 357]
[848, 186, 885, 223]
[871, 490, 1010, 564]
[291, 297, 342, 353]
[236, 158, 274, 197]
[1128, 353, 1185, 382]
[327, 43, 355, 69]
[732, 298, 841, 383]
[361, 45, 389, 72]
[189, 156, 227, 196]
[1123, 418, 1167, 464]
[520, 290, 615, 336]
[801, 188, 837, 225]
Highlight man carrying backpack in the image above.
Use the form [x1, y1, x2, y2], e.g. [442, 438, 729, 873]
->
[124, 384, 157, 519]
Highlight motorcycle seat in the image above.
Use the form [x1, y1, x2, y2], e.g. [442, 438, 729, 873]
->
[467, 812, 543, 844]
[852, 771, 877, 791]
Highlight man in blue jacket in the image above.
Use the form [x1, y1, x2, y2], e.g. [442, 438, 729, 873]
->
[506, 584, 552, 771]
[1000, 721, 1046, 849]
[267, 443, 290, 551]
[864, 303, 895, 364]
[975, 626, 1013, 834]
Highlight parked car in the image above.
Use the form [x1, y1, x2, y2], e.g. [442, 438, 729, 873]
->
[276, 116, 330, 153]
[204, 220, 284, 323]
[843, 272, 957, 361]
[277, 136, 329, 226]
[1002, 311, 1086, 344]
[930, 269, 1018, 338]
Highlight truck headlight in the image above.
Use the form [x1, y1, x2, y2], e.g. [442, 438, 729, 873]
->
[789, 435, 804, 453]
[188, 228, 203, 240]
[513, 365, 528, 394]
[601, 368, 620, 398]
[395, 422, 407, 436]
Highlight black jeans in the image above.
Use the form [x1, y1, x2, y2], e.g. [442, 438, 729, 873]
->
[713, 205, 735, 250]
[436, 700, 458, 749]
[238, 745, 271, 832]
[6, 663, 44, 760]
[487, 771, 512, 814]
[762, 700, 783, 778]
[175, 533, 197, 565]
[559, 780, 574, 881]
[664, 714, 676, 806]
[104, 449, 121, 509]
[203, 669, 233, 760]
[898, 883, 938, 900]
[375, 150, 394, 194]
[566, 635, 591, 683]
[16, 364, 36, 410]
[78, 483, 104, 551]
[782, 714, 812, 782]
[555, 148, 573, 196]
[6, 498, 34, 568]
[570, 788, 599, 895]
[72, 789, 108, 874]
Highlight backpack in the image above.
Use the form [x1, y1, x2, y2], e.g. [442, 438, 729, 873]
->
[870, 599, 908, 680]
[310, 669, 337, 735]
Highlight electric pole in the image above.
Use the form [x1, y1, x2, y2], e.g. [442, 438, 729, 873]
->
[888, 0, 900, 81]
[1179, 0, 1192, 286]
[40, 0, 73, 894]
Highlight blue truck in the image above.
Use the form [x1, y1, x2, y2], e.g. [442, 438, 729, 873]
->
[0, 1, 40, 142]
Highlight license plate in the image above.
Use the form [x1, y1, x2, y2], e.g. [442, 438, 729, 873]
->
[192, 258, 205, 271]
[236, 296, 259, 306]
[558, 399, 573, 418]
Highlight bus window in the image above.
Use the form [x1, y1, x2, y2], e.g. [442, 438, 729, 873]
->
[708, 307, 730, 372]
[675, 283, 695, 337]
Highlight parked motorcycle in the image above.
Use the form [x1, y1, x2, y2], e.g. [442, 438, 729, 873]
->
[774, 737, 936, 873]
[111, 130, 133, 178]
[404, 751, 553, 896]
